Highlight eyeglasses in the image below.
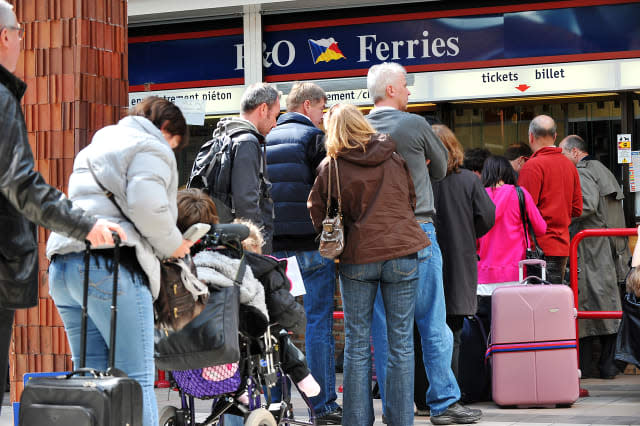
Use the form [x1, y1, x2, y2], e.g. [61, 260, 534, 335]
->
[3, 25, 24, 40]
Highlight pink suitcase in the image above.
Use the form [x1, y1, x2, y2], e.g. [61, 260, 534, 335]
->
[488, 259, 579, 407]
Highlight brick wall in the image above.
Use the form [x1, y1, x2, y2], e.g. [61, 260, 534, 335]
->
[8, 0, 128, 402]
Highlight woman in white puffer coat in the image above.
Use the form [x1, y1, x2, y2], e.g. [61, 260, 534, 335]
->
[46, 97, 193, 426]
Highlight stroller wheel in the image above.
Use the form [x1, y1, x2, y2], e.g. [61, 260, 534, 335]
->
[159, 405, 181, 426]
[244, 408, 277, 426]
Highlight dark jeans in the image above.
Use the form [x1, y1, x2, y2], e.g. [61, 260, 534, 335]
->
[0, 308, 15, 414]
[446, 316, 465, 381]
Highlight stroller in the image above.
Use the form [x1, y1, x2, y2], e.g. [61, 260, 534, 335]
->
[158, 224, 316, 426]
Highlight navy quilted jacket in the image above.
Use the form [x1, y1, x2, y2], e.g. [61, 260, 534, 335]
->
[266, 113, 325, 251]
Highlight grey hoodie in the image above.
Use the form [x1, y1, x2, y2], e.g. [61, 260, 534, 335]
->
[367, 107, 448, 222]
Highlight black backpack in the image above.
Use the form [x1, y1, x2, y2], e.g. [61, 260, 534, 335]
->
[187, 129, 252, 223]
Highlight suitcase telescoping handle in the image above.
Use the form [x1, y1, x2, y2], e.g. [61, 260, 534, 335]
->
[80, 232, 121, 371]
[518, 259, 547, 282]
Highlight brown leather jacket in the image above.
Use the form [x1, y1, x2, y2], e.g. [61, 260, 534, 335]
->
[308, 133, 429, 264]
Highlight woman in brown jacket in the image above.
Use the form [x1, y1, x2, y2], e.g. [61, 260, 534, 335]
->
[308, 104, 429, 426]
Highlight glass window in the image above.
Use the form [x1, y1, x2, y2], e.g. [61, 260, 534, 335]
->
[452, 104, 566, 155]
[567, 100, 621, 181]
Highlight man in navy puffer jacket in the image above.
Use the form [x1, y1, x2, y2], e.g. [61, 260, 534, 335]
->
[266, 82, 342, 425]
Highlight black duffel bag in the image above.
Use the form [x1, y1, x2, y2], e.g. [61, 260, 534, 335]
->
[615, 292, 640, 368]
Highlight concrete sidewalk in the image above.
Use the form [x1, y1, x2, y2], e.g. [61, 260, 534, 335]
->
[4, 374, 640, 425]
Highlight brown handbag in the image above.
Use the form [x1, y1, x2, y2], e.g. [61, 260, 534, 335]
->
[318, 157, 345, 259]
[156, 256, 209, 331]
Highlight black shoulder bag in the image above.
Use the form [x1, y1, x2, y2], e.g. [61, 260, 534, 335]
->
[516, 186, 545, 279]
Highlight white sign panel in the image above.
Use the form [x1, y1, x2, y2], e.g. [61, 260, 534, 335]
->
[618, 134, 632, 164]
[620, 59, 640, 89]
[428, 61, 618, 102]
[128, 58, 640, 117]
[173, 98, 206, 126]
[129, 86, 245, 115]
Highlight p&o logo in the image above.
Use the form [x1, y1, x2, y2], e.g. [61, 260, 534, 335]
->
[308, 38, 346, 64]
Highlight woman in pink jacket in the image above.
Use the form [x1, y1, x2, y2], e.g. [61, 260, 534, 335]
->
[477, 155, 547, 297]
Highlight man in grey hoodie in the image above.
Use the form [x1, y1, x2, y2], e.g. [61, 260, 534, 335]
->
[206, 83, 280, 253]
[366, 62, 482, 425]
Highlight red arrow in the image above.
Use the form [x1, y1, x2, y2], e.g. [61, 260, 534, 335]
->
[516, 84, 531, 92]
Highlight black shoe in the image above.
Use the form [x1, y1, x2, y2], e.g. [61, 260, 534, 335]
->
[430, 403, 482, 425]
[316, 407, 342, 425]
[382, 414, 387, 424]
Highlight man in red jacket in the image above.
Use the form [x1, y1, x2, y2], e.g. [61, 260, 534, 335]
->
[518, 115, 583, 284]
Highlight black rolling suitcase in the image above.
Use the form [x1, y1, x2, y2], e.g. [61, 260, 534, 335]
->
[19, 236, 143, 426]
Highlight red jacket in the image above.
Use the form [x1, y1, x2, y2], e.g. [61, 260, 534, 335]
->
[518, 146, 582, 256]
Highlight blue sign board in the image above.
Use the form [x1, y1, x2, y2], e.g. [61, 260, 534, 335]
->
[262, 2, 640, 80]
[129, 30, 244, 89]
[128, 1, 640, 89]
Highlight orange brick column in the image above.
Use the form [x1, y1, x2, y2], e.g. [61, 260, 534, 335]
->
[8, 0, 128, 403]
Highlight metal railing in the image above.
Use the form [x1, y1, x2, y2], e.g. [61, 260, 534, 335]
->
[569, 228, 633, 324]
[569, 227, 633, 394]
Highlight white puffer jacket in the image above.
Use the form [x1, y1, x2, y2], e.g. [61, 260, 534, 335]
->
[46, 116, 183, 299]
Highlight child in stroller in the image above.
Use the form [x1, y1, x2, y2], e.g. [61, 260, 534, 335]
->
[159, 189, 318, 426]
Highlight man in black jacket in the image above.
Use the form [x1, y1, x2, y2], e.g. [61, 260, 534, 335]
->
[0, 1, 124, 408]
[198, 83, 280, 253]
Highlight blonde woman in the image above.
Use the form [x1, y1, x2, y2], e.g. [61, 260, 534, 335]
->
[308, 104, 429, 426]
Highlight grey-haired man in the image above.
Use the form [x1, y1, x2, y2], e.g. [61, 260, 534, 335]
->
[366, 62, 482, 425]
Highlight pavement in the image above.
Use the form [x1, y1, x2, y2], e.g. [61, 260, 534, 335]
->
[4, 373, 640, 425]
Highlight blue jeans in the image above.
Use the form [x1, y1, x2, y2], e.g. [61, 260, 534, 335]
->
[340, 255, 418, 426]
[49, 252, 158, 426]
[371, 223, 460, 416]
[272, 250, 338, 416]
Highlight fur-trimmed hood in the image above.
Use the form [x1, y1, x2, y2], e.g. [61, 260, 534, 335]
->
[193, 250, 269, 321]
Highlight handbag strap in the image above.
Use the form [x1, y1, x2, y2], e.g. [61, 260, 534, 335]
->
[334, 157, 342, 215]
[87, 158, 140, 233]
[325, 157, 342, 217]
[234, 255, 247, 286]
[516, 186, 530, 249]
[516, 186, 542, 252]
[326, 158, 332, 216]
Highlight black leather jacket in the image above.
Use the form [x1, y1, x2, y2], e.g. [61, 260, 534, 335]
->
[0, 65, 95, 309]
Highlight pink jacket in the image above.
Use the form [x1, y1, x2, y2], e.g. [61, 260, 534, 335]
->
[477, 184, 547, 284]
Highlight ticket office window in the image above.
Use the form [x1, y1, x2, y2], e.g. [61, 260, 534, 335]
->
[451, 104, 567, 155]
[567, 100, 622, 183]
[451, 100, 622, 177]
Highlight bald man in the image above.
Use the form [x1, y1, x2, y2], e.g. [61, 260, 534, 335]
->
[517, 115, 582, 284]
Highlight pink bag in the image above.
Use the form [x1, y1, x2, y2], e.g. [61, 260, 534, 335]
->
[488, 260, 579, 407]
